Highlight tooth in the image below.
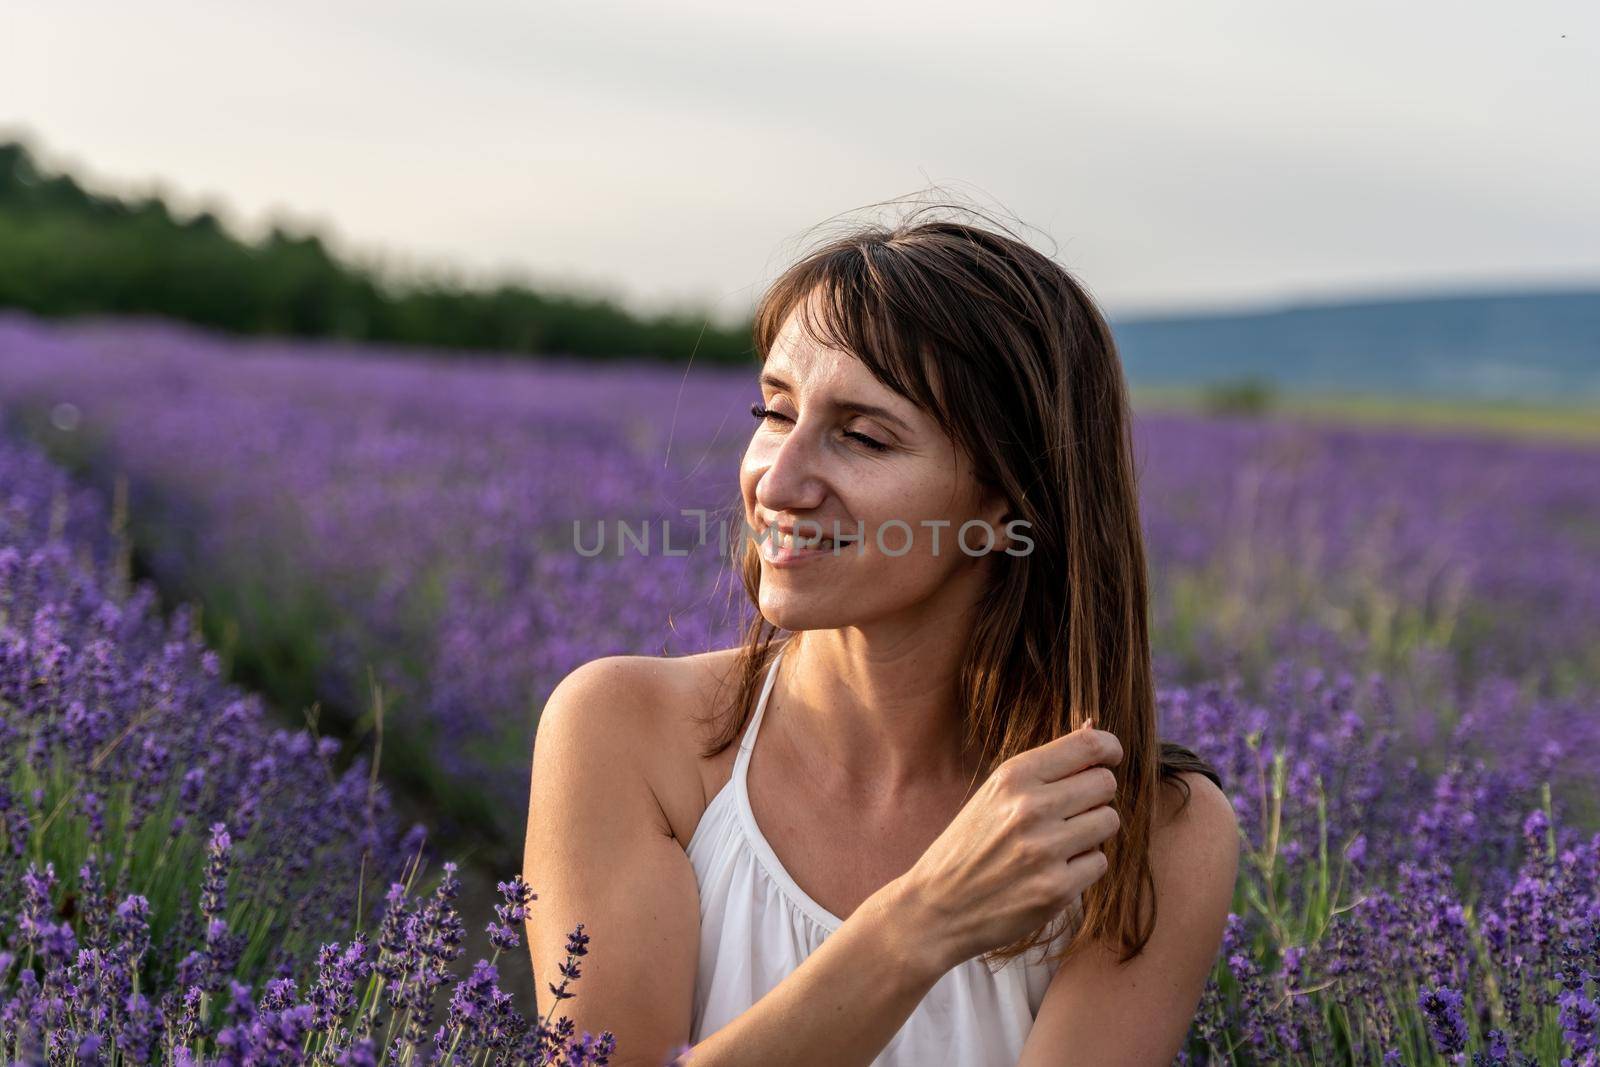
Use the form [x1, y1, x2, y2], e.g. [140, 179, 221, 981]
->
[774, 530, 835, 550]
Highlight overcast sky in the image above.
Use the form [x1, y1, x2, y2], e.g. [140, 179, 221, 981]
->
[5, 0, 1597, 326]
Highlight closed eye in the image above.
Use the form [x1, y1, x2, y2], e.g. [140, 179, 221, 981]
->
[750, 403, 891, 453]
[846, 430, 890, 452]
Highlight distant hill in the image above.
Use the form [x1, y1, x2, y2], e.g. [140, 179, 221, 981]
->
[1110, 290, 1600, 403]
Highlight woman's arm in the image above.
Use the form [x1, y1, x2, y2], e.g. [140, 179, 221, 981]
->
[1015, 771, 1240, 1067]
[524, 657, 956, 1067]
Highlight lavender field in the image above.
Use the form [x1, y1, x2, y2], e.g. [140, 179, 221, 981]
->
[0, 422, 615, 1061]
[2, 308, 1599, 1064]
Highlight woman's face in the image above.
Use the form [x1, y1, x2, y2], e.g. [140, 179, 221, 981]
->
[740, 297, 1010, 634]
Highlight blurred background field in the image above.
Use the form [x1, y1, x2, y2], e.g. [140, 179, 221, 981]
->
[1, 3, 1598, 1061]
[1134, 383, 1600, 443]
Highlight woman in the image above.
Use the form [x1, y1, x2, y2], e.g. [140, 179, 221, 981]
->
[525, 209, 1240, 1066]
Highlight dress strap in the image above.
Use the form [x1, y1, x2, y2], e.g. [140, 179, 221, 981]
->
[733, 644, 786, 782]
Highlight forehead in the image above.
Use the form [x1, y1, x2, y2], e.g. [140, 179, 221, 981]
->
[765, 305, 890, 399]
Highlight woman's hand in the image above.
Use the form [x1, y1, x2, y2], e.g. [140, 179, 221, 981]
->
[892, 720, 1124, 972]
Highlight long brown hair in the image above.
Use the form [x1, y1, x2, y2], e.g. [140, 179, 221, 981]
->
[694, 203, 1221, 971]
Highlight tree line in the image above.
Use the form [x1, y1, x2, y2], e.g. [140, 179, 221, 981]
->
[0, 139, 755, 363]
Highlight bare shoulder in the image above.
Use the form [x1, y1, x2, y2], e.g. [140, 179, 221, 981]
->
[536, 654, 667, 763]
[1153, 770, 1240, 882]
[539, 647, 741, 746]
[536, 647, 747, 840]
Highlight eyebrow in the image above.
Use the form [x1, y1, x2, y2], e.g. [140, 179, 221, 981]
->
[759, 372, 914, 434]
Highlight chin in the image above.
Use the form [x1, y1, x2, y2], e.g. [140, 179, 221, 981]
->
[757, 592, 853, 633]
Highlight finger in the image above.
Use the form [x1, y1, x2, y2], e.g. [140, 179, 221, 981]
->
[1041, 765, 1119, 820]
[1056, 805, 1120, 856]
[1025, 727, 1124, 783]
[1061, 844, 1110, 885]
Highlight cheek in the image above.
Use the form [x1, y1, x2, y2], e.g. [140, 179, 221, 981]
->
[857, 470, 964, 528]
[858, 475, 989, 556]
[738, 442, 766, 496]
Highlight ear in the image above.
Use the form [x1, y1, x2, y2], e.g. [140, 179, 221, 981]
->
[979, 484, 1015, 553]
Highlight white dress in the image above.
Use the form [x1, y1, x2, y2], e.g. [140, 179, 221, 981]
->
[686, 643, 1067, 1064]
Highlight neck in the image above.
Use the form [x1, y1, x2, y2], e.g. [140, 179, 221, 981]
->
[772, 624, 985, 799]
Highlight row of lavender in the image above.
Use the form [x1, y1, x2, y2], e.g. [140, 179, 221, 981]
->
[0, 429, 616, 1063]
[0, 312, 1595, 857]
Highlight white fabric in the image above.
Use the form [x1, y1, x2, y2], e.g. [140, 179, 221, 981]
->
[686, 644, 1065, 1064]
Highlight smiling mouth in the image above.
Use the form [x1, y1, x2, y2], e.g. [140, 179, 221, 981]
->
[769, 529, 850, 550]
[758, 524, 864, 558]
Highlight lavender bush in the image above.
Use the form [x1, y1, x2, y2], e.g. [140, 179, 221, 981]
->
[1166, 655, 1598, 1064]
[0, 430, 616, 1063]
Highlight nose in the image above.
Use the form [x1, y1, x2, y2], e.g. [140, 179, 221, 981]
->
[753, 418, 827, 516]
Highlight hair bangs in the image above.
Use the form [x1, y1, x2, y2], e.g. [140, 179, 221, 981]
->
[752, 238, 956, 438]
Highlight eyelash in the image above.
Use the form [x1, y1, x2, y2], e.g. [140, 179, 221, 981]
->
[750, 402, 891, 453]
